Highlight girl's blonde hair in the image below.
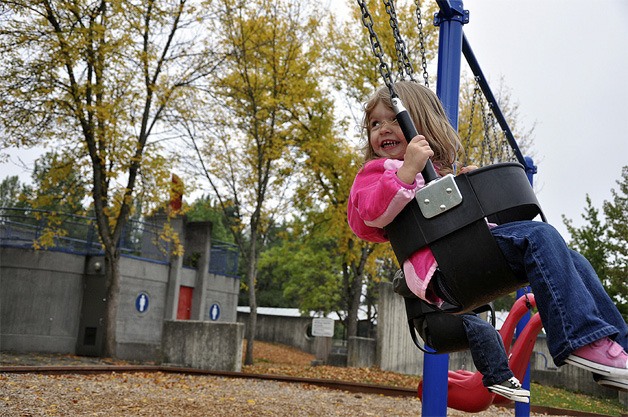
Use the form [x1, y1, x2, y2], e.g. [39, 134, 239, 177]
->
[361, 81, 462, 175]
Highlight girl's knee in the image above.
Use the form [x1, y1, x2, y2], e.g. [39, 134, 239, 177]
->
[528, 221, 565, 243]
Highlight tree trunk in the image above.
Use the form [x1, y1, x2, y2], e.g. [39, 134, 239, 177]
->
[244, 238, 258, 366]
[346, 272, 363, 338]
[103, 247, 121, 358]
[346, 246, 370, 338]
[244, 273, 257, 366]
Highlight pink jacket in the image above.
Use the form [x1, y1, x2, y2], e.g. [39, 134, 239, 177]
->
[347, 158, 443, 305]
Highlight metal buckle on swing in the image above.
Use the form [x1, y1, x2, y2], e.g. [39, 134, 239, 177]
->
[416, 174, 463, 219]
[389, 97, 463, 219]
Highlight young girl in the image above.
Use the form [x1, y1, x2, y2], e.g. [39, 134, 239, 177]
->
[347, 81, 628, 396]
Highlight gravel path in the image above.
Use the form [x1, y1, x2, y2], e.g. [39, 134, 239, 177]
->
[0, 371, 573, 417]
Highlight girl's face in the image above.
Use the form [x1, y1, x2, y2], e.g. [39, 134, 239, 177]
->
[368, 101, 407, 160]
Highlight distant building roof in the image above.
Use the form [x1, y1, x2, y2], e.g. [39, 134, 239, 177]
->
[236, 306, 371, 321]
[237, 306, 304, 317]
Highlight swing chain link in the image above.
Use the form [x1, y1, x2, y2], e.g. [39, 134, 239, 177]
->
[414, 0, 430, 87]
[463, 79, 480, 165]
[467, 77, 518, 166]
[357, 0, 396, 93]
[383, 0, 416, 83]
[481, 95, 496, 164]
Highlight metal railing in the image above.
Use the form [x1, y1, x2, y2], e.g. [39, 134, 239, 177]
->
[209, 241, 240, 277]
[0, 207, 239, 276]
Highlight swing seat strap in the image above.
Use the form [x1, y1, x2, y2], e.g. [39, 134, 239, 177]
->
[404, 295, 495, 354]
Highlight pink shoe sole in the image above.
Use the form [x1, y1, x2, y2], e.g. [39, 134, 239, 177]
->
[564, 338, 628, 377]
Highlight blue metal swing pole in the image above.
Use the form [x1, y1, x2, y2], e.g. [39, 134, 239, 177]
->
[512, 155, 538, 417]
[420, 1, 468, 416]
[515, 293, 532, 417]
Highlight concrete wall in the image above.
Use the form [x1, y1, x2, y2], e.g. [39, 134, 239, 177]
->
[162, 320, 244, 371]
[0, 247, 84, 353]
[115, 256, 170, 361]
[347, 336, 376, 368]
[0, 218, 241, 363]
[237, 313, 315, 354]
[204, 273, 239, 323]
[377, 282, 424, 375]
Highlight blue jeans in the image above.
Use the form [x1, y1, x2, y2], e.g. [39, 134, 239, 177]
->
[462, 314, 513, 386]
[491, 221, 628, 366]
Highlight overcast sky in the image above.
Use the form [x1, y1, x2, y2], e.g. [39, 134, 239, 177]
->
[460, 0, 628, 239]
[2, 0, 627, 241]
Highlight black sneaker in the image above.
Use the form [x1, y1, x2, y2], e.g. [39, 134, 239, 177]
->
[488, 377, 531, 403]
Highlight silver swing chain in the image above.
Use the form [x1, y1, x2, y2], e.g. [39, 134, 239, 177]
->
[357, 0, 396, 94]
[414, 0, 430, 87]
[357, 0, 432, 95]
[383, 0, 416, 83]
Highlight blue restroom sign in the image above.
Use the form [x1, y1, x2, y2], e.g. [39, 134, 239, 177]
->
[135, 292, 149, 313]
[209, 303, 221, 321]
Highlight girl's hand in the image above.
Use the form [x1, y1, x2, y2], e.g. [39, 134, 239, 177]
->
[397, 135, 434, 184]
[458, 165, 478, 174]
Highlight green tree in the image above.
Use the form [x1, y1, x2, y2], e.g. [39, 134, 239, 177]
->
[0, 0, 220, 357]
[22, 151, 89, 215]
[0, 152, 90, 248]
[185, 0, 333, 365]
[241, 220, 291, 308]
[563, 196, 611, 278]
[602, 166, 628, 319]
[563, 166, 628, 320]
[186, 195, 234, 243]
[257, 230, 340, 311]
[0, 176, 27, 209]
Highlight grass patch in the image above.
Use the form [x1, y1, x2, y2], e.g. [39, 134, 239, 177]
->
[531, 382, 625, 416]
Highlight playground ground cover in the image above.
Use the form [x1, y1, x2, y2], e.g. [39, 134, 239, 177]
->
[0, 341, 625, 416]
[244, 342, 625, 416]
